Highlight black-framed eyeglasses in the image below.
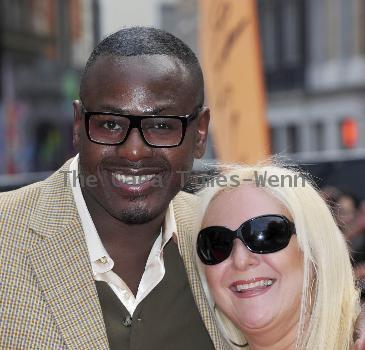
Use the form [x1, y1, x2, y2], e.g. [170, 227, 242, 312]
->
[197, 214, 296, 265]
[81, 104, 202, 148]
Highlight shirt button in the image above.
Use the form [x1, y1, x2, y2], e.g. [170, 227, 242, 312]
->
[97, 256, 108, 264]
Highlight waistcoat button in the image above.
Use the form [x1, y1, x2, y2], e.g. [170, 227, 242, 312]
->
[122, 315, 132, 327]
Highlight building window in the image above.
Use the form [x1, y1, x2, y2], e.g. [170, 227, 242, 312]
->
[314, 121, 325, 151]
[282, 0, 300, 66]
[340, 118, 358, 149]
[308, 0, 325, 63]
[340, 0, 355, 59]
[287, 124, 299, 153]
[270, 126, 281, 154]
[260, 2, 279, 70]
[258, 0, 306, 91]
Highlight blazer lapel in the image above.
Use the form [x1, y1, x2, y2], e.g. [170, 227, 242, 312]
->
[28, 161, 109, 349]
[173, 192, 229, 350]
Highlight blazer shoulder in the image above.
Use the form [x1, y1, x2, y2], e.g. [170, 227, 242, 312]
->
[0, 180, 43, 213]
[0, 159, 74, 239]
[0, 181, 45, 260]
[0, 158, 73, 214]
[173, 190, 199, 208]
[0, 161, 75, 261]
[172, 190, 204, 237]
[173, 191, 202, 221]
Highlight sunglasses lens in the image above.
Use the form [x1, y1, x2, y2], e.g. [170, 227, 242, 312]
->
[244, 216, 292, 253]
[197, 227, 233, 265]
[197, 215, 295, 265]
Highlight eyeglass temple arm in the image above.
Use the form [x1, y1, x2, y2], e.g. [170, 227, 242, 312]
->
[187, 106, 203, 121]
[289, 222, 296, 234]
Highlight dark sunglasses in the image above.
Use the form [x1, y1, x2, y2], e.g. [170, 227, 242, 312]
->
[197, 214, 296, 265]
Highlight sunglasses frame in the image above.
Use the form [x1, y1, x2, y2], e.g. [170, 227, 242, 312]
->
[197, 214, 296, 265]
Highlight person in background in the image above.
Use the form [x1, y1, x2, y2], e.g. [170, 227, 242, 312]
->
[321, 186, 359, 233]
[193, 164, 359, 350]
[322, 186, 365, 296]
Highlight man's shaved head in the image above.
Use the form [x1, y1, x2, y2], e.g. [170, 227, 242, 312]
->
[80, 26, 204, 107]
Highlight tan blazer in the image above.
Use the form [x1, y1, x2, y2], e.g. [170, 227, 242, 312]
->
[0, 159, 228, 349]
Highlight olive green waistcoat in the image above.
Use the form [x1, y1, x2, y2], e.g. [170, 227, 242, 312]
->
[95, 239, 215, 350]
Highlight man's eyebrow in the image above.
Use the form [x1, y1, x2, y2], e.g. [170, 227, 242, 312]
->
[96, 104, 170, 115]
[95, 105, 131, 114]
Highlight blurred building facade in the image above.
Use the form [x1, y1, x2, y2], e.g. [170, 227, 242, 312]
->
[99, 0, 177, 36]
[2, 0, 365, 194]
[259, 0, 365, 163]
[259, 0, 365, 197]
[1, 0, 100, 174]
[160, 0, 216, 160]
[162, 0, 365, 161]
[161, 0, 365, 196]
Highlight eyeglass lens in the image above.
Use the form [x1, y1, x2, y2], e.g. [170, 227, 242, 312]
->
[88, 114, 184, 146]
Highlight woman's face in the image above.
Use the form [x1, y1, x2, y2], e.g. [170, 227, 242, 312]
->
[202, 185, 304, 335]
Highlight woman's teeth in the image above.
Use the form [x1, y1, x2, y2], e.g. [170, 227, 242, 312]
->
[112, 173, 156, 185]
[234, 279, 273, 292]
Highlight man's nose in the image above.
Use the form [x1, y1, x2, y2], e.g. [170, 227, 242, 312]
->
[115, 128, 152, 161]
[230, 239, 260, 271]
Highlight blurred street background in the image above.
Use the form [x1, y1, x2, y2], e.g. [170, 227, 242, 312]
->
[3, 0, 365, 284]
[3, 0, 365, 293]
[1, 0, 365, 197]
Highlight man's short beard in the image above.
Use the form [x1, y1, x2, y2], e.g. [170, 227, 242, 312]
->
[117, 206, 155, 225]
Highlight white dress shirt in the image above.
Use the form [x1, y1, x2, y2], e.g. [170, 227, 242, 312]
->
[69, 155, 178, 315]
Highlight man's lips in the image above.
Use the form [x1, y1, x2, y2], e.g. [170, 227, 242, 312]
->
[112, 173, 158, 185]
[106, 167, 164, 176]
[103, 168, 166, 192]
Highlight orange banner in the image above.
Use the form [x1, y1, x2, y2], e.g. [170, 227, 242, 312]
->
[199, 0, 270, 163]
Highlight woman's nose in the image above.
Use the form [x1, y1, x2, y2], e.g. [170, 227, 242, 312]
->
[230, 239, 260, 271]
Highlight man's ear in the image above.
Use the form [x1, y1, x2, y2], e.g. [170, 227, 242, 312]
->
[193, 106, 210, 159]
[73, 100, 82, 151]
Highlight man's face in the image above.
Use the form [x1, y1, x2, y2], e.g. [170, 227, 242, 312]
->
[73, 54, 209, 224]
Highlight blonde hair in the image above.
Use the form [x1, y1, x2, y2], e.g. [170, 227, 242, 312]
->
[193, 162, 359, 350]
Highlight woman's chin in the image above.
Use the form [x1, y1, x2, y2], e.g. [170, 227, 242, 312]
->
[236, 314, 273, 334]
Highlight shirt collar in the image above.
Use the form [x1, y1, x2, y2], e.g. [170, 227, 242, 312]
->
[69, 154, 177, 275]
[70, 154, 113, 274]
[162, 198, 177, 250]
